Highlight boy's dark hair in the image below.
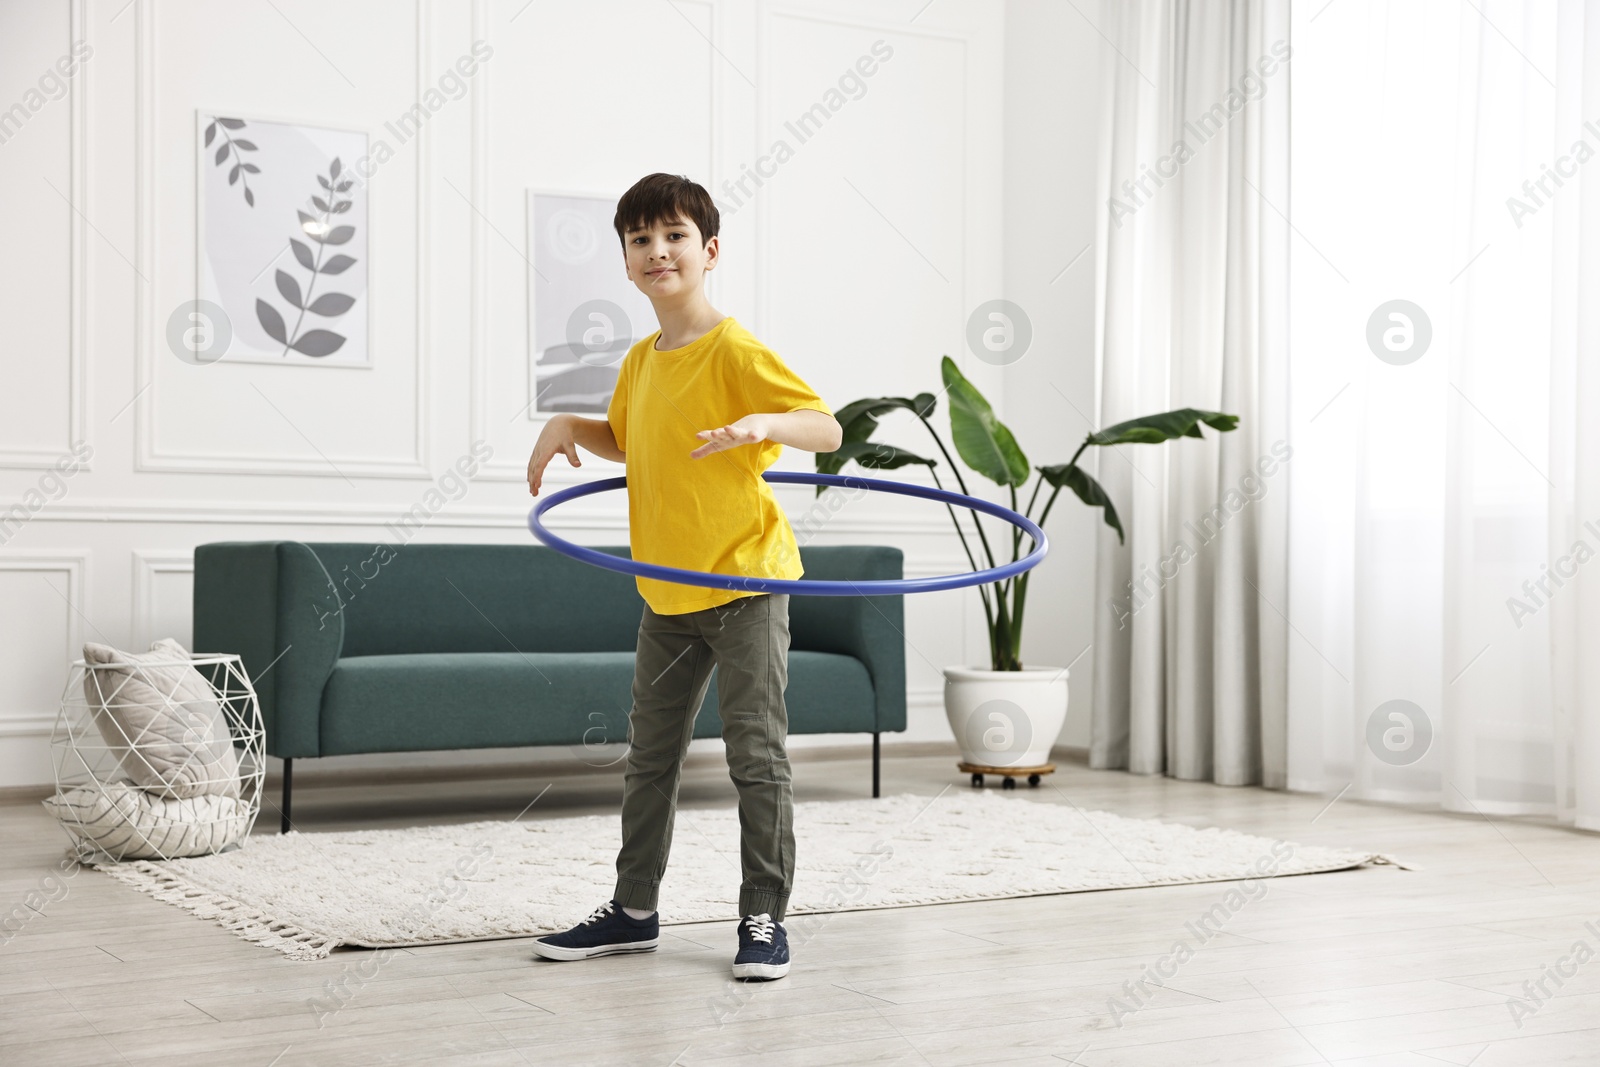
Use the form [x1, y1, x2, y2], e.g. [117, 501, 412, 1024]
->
[614, 173, 720, 250]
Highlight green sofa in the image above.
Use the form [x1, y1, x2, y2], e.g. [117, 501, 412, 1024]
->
[191, 541, 906, 830]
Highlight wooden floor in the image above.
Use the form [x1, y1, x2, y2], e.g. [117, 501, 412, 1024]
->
[3, 746, 1598, 1066]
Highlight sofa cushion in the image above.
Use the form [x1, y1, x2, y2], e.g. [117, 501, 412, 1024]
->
[318, 650, 877, 756]
[301, 544, 646, 658]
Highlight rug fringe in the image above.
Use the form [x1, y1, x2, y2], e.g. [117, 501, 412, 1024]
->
[94, 860, 341, 960]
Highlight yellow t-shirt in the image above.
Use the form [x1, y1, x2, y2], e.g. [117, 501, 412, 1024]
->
[606, 316, 833, 615]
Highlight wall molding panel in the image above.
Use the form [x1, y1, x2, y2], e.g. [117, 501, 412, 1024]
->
[129, 0, 432, 480]
[0, 715, 59, 740]
[466, 0, 719, 487]
[0, 551, 89, 738]
[755, 6, 970, 342]
[131, 549, 193, 647]
[0, 0, 91, 471]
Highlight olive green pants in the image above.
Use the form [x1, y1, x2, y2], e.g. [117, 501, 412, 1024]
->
[613, 592, 795, 922]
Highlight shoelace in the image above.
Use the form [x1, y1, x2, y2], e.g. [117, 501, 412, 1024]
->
[742, 914, 776, 944]
[583, 901, 617, 926]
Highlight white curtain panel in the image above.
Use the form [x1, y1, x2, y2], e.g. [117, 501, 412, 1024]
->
[1287, 0, 1600, 829]
[1089, 0, 1292, 785]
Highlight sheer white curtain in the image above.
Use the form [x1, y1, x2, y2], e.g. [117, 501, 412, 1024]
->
[1287, 0, 1600, 828]
[1089, 0, 1292, 785]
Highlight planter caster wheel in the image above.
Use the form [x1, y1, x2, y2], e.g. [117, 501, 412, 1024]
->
[960, 761, 1055, 790]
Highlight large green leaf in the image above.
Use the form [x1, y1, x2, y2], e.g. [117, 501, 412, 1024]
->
[1040, 462, 1123, 543]
[941, 356, 1030, 487]
[829, 441, 936, 470]
[831, 393, 938, 436]
[817, 393, 937, 479]
[1088, 408, 1238, 446]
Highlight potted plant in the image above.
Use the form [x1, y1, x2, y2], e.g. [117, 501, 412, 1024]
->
[818, 356, 1237, 783]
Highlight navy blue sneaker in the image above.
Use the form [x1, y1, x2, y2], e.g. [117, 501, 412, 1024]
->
[532, 900, 659, 961]
[732, 913, 790, 980]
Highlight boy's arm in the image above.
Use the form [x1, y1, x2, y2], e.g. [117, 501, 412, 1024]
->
[568, 415, 626, 462]
[691, 408, 842, 459]
[527, 413, 623, 496]
[762, 409, 843, 452]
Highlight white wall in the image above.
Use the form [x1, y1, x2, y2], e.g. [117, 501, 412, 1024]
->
[0, 0, 1100, 788]
[1002, 0, 1103, 747]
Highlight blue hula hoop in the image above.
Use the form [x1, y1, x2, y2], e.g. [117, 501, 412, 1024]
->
[527, 470, 1048, 596]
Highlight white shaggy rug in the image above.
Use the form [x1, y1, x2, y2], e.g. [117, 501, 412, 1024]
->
[95, 791, 1399, 960]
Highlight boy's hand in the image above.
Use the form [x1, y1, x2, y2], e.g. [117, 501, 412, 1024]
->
[527, 414, 580, 496]
[691, 414, 769, 459]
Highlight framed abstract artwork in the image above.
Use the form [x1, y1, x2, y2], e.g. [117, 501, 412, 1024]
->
[526, 191, 657, 415]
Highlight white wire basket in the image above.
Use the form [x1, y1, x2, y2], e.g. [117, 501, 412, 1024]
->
[47, 651, 265, 862]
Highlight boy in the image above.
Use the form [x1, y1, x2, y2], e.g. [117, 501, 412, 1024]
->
[524, 173, 842, 980]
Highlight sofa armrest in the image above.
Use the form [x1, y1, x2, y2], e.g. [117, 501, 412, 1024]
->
[192, 541, 344, 758]
[791, 546, 908, 733]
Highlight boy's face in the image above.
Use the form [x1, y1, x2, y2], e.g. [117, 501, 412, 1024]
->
[623, 215, 718, 302]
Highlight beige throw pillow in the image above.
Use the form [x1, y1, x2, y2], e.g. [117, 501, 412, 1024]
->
[81, 638, 241, 800]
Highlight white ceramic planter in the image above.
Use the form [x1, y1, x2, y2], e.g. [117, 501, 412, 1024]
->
[942, 666, 1068, 768]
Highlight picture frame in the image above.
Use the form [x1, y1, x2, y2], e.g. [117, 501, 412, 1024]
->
[525, 190, 658, 416]
[195, 110, 372, 367]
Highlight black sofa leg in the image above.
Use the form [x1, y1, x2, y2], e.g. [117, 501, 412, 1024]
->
[872, 733, 880, 798]
[281, 757, 293, 834]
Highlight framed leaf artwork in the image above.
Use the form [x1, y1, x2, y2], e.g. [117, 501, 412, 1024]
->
[196, 112, 371, 367]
